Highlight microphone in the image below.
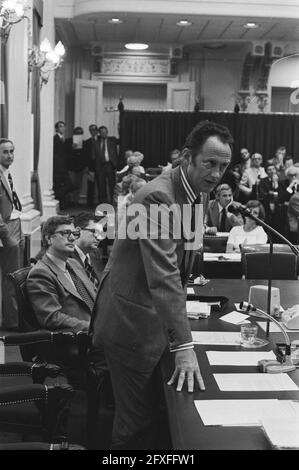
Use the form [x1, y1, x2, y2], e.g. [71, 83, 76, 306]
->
[227, 203, 252, 217]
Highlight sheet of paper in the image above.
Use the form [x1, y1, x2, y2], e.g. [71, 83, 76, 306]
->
[258, 322, 299, 333]
[214, 373, 299, 392]
[187, 287, 195, 295]
[219, 311, 250, 325]
[194, 399, 281, 426]
[206, 350, 276, 366]
[262, 402, 299, 449]
[187, 302, 210, 314]
[192, 331, 241, 345]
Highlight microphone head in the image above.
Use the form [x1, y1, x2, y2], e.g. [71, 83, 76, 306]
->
[227, 204, 241, 215]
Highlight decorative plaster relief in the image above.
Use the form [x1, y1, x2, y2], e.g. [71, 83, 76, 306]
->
[100, 57, 170, 76]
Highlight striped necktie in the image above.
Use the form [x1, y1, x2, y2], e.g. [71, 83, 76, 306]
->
[181, 195, 202, 283]
[8, 172, 22, 211]
[66, 261, 94, 312]
[84, 256, 99, 290]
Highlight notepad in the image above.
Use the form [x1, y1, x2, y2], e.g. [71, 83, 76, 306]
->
[187, 302, 210, 319]
[214, 373, 299, 392]
[258, 322, 299, 333]
[194, 399, 284, 426]
[192, 331, 241, 345]
[187, 287, 195, 295]
[262, 402, 299, 449]
[206, 350, 276, 366]
[219, 311, 250, 325]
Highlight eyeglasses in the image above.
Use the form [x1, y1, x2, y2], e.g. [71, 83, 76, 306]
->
[3, 149, 14, 155]
[54, 230, 81, 239]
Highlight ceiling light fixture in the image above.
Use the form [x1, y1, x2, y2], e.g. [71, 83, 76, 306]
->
[176, 20, 192, 27]
[108, 18, 123, 24]
[125, 43, 149, 50]
[243, 22, 259, 29]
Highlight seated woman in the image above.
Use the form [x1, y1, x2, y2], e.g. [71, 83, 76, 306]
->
[226, 200, 268, 252]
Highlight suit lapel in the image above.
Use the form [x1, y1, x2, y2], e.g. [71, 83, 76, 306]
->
[42, 255, 83, 302]
[0, 170, 13, 204]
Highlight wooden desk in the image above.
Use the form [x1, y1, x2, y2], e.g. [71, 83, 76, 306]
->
[160, 279, 299, 450]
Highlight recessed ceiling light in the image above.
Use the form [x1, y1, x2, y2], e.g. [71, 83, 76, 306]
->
[125, 43, 149, 50]
[243, 22, 259, 29]
[177, 20, 192, 27]
[108, 18, 123, 24]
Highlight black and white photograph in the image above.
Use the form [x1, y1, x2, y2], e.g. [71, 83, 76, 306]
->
[0, 0, 299, 455]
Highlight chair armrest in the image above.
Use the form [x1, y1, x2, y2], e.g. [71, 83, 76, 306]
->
[76, 331, 91, 356]
[0, 383, 50, 405]
[0, 331, 76, 346]
[0, 362, 61, 383]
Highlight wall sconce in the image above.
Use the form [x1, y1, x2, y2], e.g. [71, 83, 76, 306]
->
[0, 0, 29, 44]
[255, 91, 268, 113]
[28, 38, 65, 89]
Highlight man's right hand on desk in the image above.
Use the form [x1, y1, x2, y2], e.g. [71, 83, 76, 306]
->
[168, 349, 205, 393]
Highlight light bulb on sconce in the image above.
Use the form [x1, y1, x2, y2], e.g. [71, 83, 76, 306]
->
[0, 0, 30, 43]
[28, 38, 66, 89]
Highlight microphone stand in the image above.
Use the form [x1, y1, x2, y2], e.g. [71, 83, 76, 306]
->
[230, 206, 299, 338]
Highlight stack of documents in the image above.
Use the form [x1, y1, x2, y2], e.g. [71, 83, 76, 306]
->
[194, 399, 299, 428]
[187, 301, 211, 319]
[261, 401, 299, 449]
[219, 311, 250, 325]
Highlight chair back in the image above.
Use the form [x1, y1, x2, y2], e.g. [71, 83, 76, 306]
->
[6, 267, 41, 361]
[244, 252, 297, 280]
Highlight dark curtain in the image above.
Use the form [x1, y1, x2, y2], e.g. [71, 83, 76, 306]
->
[30, 0, 43, 215]
[0, 41, 8, 138]
[120, 110, 299, 168]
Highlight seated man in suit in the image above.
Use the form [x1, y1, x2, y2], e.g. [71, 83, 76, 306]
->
[27, 216, 97, 334]
[205, 184, 243, 235]
[72, 211, 105, 282]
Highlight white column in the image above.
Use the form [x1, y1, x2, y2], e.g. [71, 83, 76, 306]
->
[39, 0, 59, 219]
[7, 4, 41, 256]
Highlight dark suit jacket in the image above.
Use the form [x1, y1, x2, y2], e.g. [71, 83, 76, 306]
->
[0, 168, 13, 225]
[91, 165, 209, 372]
[0, 169, 22, 246]
[27, 254, 96, 333]
[53, 134, 67, 177]
[84, 137, 97, 172]
[205, 199, 242, 231]
[97, 137, 118, 169]
[258, 177, 285, 208]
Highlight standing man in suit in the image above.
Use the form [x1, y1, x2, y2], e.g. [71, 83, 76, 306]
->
[84, 124, 100, 207]
[96, 126, 118, 204]
[73, 211, 105, 282]
[0, 138, 24, 329]
[90, 121, 233, 449]
[53, 121, 69, 210]
[205, 184, 243, 234]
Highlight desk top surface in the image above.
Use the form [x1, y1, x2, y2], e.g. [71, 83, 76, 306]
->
[160, 279, 299, 450]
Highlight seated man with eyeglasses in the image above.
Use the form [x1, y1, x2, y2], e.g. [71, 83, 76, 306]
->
[27, 216, 97, 334]
[72, 212, 105, 283]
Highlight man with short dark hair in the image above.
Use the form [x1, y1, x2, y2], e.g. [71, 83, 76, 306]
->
[90, 120, 233, 449]
[73, 211, 105, 281]
[27, 216, 96, 333]
[0, 138, 24, 328]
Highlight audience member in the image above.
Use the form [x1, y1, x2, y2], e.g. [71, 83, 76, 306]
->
[205, 184, 242, 234]
[84, 124, 100, 207]
[284, 156, 294, 170]
[258, 163, 285, 237]
[73, 212, 105, 280]
[282, 166, 299, 202]
[0, 138, 24, 329]
[96, 126, 118, 204]
[226, 200, 267, 252]
[65, 126, 86, 205]
[53, 121, 70, 210]
[161, 149, 183, 172]
[238, 153, 267, 202]
[116, 150, 135, 182]
[287, 191, 299, 243]
[27, 216, 96, 334]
